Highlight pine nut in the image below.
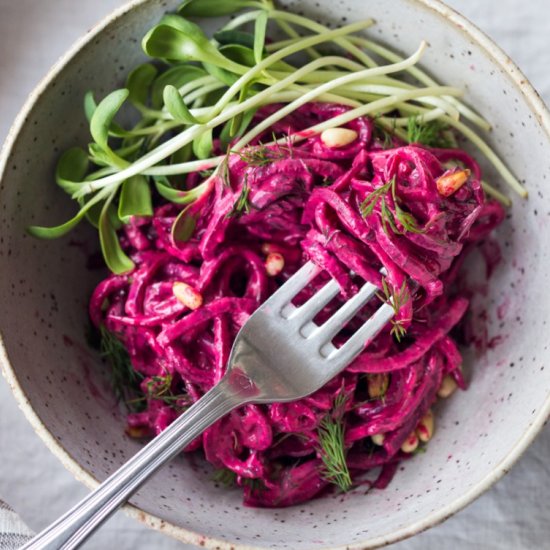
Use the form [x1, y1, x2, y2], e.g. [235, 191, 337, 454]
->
[416, 410, 434, 442]
[437, 374, 458, 398]
[320, 127, 358, 148]
[173, 282, 203, 310]
[371, 433, 385, 446]
[436, 169, 471, 197]
[265, 252, 285, 276]
[400, 432, 419, 454]
[367, 373, 390, 399]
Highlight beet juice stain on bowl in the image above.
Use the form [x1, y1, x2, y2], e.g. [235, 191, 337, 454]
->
[2, 0, 550, 548]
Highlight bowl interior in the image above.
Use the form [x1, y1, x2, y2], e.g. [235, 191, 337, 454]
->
[1, 0, 550, 548]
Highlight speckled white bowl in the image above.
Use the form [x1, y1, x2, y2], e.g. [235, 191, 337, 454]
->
[1, 0, 550, 548]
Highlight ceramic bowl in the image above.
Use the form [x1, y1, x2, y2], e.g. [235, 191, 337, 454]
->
[1, 0, 550, 548]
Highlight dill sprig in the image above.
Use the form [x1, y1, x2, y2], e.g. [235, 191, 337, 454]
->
[377, 278, 411, 342]
[220, 146, 232, 188]
[359, 180, 392, 218]
[235, 142, 292, 167]
[99, 325, 144, 409]
[317, 390, 353, 493]
[412, 444, 428, 456]
[212, 468, 237, 487]
[127, 373, 190, 409]
[211, 469, 265, 491]
[226, 177, 251, 218]
[373, 118, 397, 149]
[389, 177, 425, 235]
[407, 117, 454, 148]
[360, 177, 425, 236]
[242, 477, 266, 492]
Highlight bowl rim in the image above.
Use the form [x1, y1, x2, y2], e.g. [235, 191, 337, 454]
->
[1, 0, 549, 548]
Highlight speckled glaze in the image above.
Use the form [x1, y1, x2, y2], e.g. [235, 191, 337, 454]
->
[1, 0, 549, 548]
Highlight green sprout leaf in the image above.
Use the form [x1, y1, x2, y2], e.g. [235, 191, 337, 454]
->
[175, 212, 197, 242]
[202, 62, 240, 86]
[99, 198, 135, 274]
[218, 44, 256, 67]
[214, 30, 256, 49]
[192, 128, 214, 160]
[55, 147, 89, 195]
[158, 13, 208, 36]
[118, 175, 153, 223]
[88, 143, 114, 167]
[178, 0, 260, 18]
[163, 84, 199, 124]
[154, 176, 206, 205]
[28, 192, 107, 239]
[91, 89, 129, 152]
[85, 91, 130, 138]
[220, 107, 257, 146]
[151, 64, 207, 108]
[126, 63, 158, 109]
[84, 91, 97, 122]
[254, 11, 269, 64]
[218, 44, 292, 71]
[171, 204, 197, 243]
[142, 17, 243, 72]
[81, 198, 104, 229]
[90, 89, 130, 167]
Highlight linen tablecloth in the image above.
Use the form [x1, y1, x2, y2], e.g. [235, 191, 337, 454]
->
[1, 0, 549, 548]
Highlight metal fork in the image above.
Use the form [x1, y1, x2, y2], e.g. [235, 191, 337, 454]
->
[23, 261, 395, 550]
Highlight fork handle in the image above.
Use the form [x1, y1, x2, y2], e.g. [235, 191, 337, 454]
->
[22, 376, 245, 550]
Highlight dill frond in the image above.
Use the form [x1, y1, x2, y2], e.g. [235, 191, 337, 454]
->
[407, 117, 454, 148]
[99, 325, 143, 409]
[317, 391, 353, 492]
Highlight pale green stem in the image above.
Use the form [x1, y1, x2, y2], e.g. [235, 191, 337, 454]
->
[234, 86, 461, 151]
[74, 44, 429, 198]
[268, 69, 402, 85]
[118, 121, 181, 137]
[348, 35, 491, 132]
[273, 18, 321, 60]
[481, 181, 513, 207]
[177, 76, 218, 100]
[380, 107, 446, 127]
[266, 33, 491, 132]
[224, 9, 377, 67]
[184, 82, 226, 104]
[144, 156, 225, 176]
[266, 36, 308, 52]
[85, 166, 118, 181]
[331, 84, 460, 120]
[200, 19, 376, 121]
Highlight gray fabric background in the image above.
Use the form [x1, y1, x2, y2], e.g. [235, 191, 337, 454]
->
[0, 501, 33, 550]
[1, 1, 548, 548]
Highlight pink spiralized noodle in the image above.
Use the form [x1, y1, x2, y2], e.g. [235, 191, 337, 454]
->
[90, 103, 505, 507]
